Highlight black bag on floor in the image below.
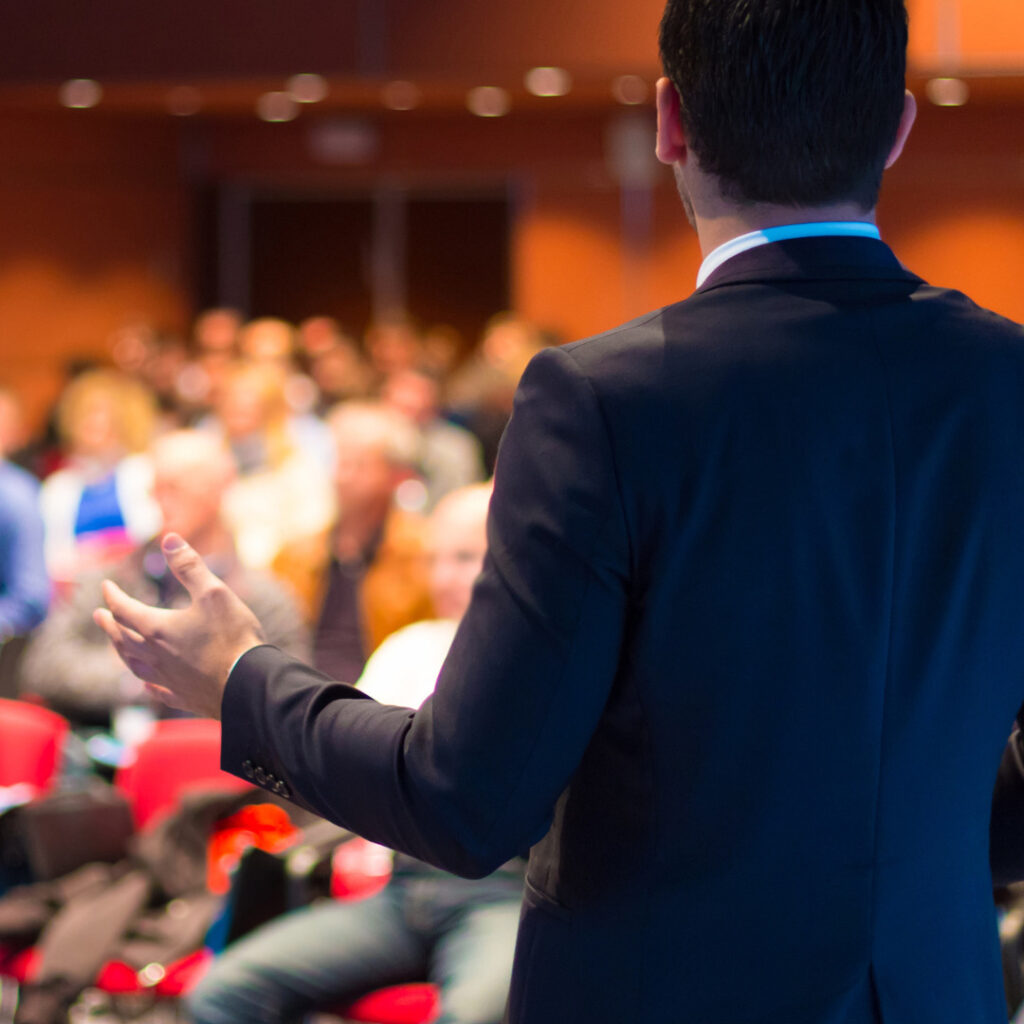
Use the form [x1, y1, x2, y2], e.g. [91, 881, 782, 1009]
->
[0, 785, 134, 884]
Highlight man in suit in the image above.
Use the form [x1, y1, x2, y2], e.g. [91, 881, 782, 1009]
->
[97, 1, 1024, 1021]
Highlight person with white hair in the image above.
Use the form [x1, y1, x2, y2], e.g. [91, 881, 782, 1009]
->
[20, 429, 307, 728]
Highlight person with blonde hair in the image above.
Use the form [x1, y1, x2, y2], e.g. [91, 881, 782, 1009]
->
[204, 361, 334, 571]
[40, 368, 161, 587]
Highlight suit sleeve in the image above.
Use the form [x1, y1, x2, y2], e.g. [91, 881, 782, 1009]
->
[221, 345, 631, 876]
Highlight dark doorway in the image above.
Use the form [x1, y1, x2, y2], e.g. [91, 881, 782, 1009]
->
[214, 188, 511, 346]
[405, 194, 509, 346]
[249, 195, 376, 333]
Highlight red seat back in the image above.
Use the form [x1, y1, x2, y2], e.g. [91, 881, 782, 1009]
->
[330, 836, 394, 901]
[0, 698, 69, 791]
[114, 718, 251, 829]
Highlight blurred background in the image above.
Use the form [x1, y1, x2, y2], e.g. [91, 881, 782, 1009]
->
[0, 0, 1020, 431]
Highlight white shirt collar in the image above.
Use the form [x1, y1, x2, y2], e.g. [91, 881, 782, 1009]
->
[696, 221, 882, 288]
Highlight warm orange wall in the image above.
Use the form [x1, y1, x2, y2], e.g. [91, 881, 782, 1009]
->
[907, 0, 1024, 67]
[0, 112, 190, 429]
[0, 90, 1020, 436]
[878, 102, 1024, 321]
[392, 0, 664, 77]
[512, 173, 703, 341]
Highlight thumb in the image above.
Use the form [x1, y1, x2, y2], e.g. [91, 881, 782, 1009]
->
[161, 532, 218, 599]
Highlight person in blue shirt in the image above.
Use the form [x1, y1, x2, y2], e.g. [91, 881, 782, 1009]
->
[0, 387, 49, 644]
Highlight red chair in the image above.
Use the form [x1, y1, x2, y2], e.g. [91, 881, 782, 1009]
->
[114, 717, 251, 829]
[0, 700, 66, 984]
[0, 698, 69, 792]
[324, 838, 441, 1024]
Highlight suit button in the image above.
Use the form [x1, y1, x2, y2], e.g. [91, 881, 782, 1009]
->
[242, 760, 255, 781]
[276, 781, 292, 799]
[254, 767, 268, 785]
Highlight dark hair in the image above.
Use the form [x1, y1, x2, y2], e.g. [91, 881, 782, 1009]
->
[659, 0, 908, 209]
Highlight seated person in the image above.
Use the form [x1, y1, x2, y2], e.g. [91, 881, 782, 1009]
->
[382, 365, 485, 512]
[272, 401, 434, 684]
[202, 360, 335, 570]
[39, 369, 162, 589]
[19, 430, 308, 728]
[0, 385, 50, 646]
[187, 483, 523, 1024]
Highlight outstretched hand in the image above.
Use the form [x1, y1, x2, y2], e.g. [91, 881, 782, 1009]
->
[93, 533, 265, 720]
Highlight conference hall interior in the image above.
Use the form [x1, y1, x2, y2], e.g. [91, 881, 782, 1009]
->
[0, 2, 1022, 1022]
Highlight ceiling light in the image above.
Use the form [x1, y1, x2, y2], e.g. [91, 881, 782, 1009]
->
[524, 66, 572, 98]
[59, 79, 102, 109]
[611, 75, 648, 106]
[467, 86, 510, 118]
[287, 73, 328, 104]
[381, 80, 421, 111]
[257, 92, 299, 123]
[925, 77, 969, 107]
[166, 86, 202, 117]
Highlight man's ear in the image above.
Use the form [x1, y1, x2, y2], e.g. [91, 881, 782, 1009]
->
[655, 77, 688, 166]
[884, 89, 917, 169]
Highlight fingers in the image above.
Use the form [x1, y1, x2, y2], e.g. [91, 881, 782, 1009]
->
[144, 681, 189, 713]
[102, 578, 161, 637]
[161, 532, 220, 600]
[93, 606, 156, 680]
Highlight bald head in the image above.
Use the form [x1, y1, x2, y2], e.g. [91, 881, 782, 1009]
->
[150, 430, 236, 544]
[428, 482, 492, 621]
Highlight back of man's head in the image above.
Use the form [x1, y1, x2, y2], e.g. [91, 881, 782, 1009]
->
[659, 0, 908, 210]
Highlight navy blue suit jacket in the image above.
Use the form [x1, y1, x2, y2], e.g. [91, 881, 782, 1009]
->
[224, 237, 1024, 1023]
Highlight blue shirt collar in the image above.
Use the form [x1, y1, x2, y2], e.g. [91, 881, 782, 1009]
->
[696, 221, 882, 288]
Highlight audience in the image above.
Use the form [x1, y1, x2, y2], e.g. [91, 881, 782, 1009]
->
[1, 304, 545, 1017]
[20, 430, 308, 728]
[187, 482, 523, 1024]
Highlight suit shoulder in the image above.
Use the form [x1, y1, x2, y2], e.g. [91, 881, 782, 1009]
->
[910, 282, 1023, 341]
[540, 299, 701, 399]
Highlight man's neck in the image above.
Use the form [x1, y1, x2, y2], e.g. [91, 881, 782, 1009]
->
[693, 202, 877, 258]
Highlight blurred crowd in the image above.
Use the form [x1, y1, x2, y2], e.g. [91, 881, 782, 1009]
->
[0, 307, 554, 734]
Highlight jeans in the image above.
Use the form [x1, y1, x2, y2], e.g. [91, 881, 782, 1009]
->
[187, 872, 522, 1024]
